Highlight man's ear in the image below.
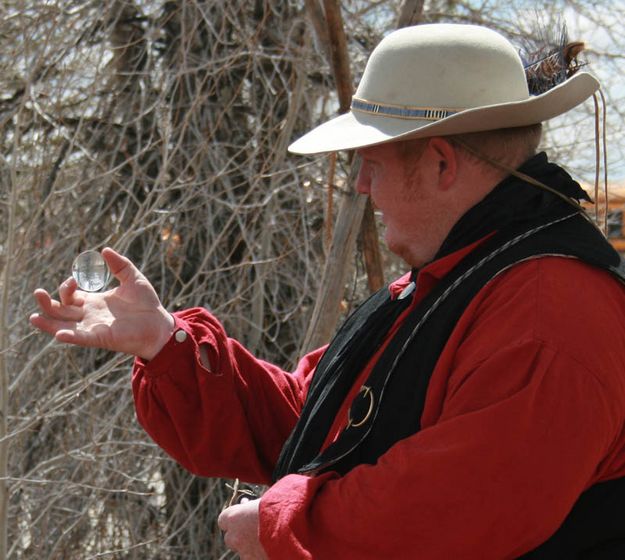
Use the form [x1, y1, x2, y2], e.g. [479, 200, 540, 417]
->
[428, 137, 458, 191]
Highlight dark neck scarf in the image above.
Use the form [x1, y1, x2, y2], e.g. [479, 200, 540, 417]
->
[435, 152, 591, 260]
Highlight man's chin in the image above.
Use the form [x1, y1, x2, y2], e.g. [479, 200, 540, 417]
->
[386, 238, 415, 267]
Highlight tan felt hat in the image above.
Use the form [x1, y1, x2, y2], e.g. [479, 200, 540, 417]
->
[288, 23, 599, 154]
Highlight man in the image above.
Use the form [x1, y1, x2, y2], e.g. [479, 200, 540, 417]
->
[30, 24, 625, 559]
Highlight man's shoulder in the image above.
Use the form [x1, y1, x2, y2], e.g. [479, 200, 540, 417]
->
[481, 254, 625, 315]
[495, 255, 625, 303]
[467, 255, 625, 369]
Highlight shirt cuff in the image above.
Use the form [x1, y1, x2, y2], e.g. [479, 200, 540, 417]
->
[259, 471, 338, 558]
[133, 313, 195, 378]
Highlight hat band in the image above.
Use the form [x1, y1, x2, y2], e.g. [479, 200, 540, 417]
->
[351, 97, 459, 121]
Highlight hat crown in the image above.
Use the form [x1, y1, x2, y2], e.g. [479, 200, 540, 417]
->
[355, 24, 529, 110]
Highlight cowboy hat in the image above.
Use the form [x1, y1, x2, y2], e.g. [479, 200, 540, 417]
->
[288, 23, 600, 154]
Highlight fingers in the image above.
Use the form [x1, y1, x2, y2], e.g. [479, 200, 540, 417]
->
[59, 277, 84, 307]
[218, 506, 238, 552]
[54, 327, 99, 347]
[30, 293, 100, 347]
[32, 287, 83, 321]
[30, 278, 87, 340]
[32, 288, 53, 312]
[218, 499, 265, 559]
[29, 314, 99, 348]
[29, 313, 76, 341]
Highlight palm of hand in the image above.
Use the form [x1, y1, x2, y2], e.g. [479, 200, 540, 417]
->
[73, 278, 164, 355]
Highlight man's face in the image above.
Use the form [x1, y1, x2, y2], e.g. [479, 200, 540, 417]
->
[356, 140, 442, 267]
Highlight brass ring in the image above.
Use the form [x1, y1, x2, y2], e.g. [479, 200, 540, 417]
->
[347, 385, 375, 429]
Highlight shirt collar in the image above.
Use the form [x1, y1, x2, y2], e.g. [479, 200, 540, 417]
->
[388, 236, 492, 300]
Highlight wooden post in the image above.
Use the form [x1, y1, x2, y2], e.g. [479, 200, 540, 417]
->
[397, 0, 425, 28]
[322, 0, 352, 113]
[301, 0, 372, 351]
[301, 0, 426, 351]
[301, 162, 366, 353]
[301, 0, 368, 352]
[360, 198, 385, 292]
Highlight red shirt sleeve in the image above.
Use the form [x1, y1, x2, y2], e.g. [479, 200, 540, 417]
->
[132, 307, 326, 484]
[258, 258, 625, 559]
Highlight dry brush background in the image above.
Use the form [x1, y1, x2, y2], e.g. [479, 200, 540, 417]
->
[0, 1, 623, 558]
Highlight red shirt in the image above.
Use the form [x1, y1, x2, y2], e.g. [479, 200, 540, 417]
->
[133, 250, 625, 559]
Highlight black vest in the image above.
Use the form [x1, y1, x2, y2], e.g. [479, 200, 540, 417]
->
[274, 211, 625, 558]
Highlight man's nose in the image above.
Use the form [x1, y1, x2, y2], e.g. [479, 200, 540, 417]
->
[356, 159, 371, 194]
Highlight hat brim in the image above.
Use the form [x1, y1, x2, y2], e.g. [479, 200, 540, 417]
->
[288, 72, 600, 155]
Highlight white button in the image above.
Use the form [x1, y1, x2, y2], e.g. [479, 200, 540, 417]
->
[174, 330, 187, 343]
[398, 281, 416, 300]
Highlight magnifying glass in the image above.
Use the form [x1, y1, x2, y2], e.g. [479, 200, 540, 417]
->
[71, 250, 110, 292]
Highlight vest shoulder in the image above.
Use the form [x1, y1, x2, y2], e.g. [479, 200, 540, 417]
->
[496, 255, 625, 297]
[468, 255, 625, 369]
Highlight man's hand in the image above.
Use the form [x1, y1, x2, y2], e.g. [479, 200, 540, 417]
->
[30, 248, 174, 360]
[218, 499, 268, 560]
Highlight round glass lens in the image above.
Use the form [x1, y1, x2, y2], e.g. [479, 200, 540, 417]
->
[72, 251, 110, 292]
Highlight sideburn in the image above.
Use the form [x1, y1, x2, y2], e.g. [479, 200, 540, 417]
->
[398, 139, 428, 199]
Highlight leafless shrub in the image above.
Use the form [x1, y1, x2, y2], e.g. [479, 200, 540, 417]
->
[1, 1, 622, 558]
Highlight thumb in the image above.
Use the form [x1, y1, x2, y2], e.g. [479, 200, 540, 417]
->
[101, 247, 143, 285]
